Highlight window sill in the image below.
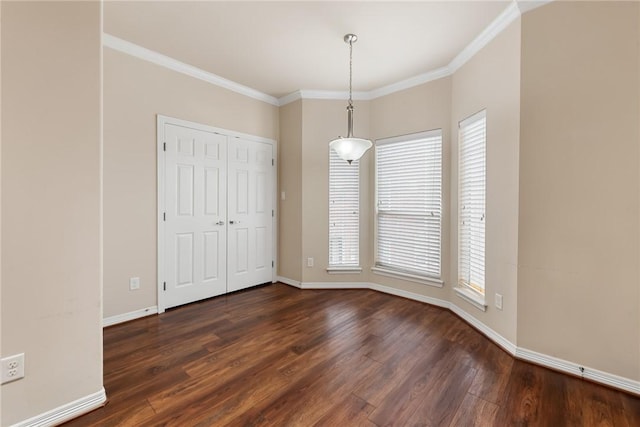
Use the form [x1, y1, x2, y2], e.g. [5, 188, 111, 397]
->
[454, 287, 487, 312]
[327, 267, 363, 274]
[371, 267, 444, 288]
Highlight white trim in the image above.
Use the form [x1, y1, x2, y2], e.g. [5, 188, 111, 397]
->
[11, 388, 106, 427]
[367, 66, 452, 100]
[516, 0, 554, 15]
[301, 89, 370, 101]
[449, 302, 515, 354]
[278, 89, 372, 106]
[276, 276, 302, 288]
[277, 91, 303, 106]
[326, 267, 363, 274]
[454, 286, 487, 312]
[448, 2, 521, 73]
[103, 306, 158, 327]
[371, 267, 444, 288]
[301, 282, 369, 290]
[516, 347, 640, 396]
[104, 0, 540, 106]
[157, 116, 166, 313]
[102, 34, 279, 107]
[278, 0, 525, 103]
[369, 282, 450, 309]
[272, 141, 278, 285]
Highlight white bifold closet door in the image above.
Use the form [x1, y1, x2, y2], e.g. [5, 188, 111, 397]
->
[227, 138, 274, 292]
[162, 121, 272, 310]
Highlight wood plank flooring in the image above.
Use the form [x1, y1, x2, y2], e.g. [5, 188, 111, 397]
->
[64, 283, 640, 426]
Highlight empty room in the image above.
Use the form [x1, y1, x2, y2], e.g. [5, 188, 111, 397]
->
[1, 0, 640, 426]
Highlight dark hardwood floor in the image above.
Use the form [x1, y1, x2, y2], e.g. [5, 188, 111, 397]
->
[64, 283, 640, 426]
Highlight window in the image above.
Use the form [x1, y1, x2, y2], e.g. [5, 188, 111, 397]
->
[457, 110, 486, 307]
[328, 149, 360, 270]
[374, 130, 442, 283]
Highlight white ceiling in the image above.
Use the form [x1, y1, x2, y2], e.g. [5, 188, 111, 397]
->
[104, 1, 512, 98]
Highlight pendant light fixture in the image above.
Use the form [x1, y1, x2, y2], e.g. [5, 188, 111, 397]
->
[329, 34, 372, 164]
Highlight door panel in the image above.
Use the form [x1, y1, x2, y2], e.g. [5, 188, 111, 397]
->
[164, 124, 227, 309]
[227, 138, 273, 292]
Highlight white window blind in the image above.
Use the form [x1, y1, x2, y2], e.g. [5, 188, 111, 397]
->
[375, 130, 442, 279]
[458, 110, 486, 295]
[329, 149, 359, 267]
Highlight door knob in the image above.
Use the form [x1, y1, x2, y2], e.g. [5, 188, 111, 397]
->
[229, 220, 240, 225]
[215, 221, 225, 226]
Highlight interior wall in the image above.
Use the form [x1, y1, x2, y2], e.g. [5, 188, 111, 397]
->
[518, 1, 640, 380]
[368, 78, 452, 299]
[1, 2, 103, 424]
[278, 100, 303, 281]
[450, 19, 521, 343]
[300, 99, 372, 283]
[103, 48, 279, 318]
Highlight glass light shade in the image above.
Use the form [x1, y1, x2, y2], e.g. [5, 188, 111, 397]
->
[330, 137, 372, 164]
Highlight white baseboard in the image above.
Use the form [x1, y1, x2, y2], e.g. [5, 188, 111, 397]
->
[103, 306, 158, 327]
[274, 278, 640, 396]
[448, 302, 517, 354]
[276, 276, 301, 288]
[301, 281, 369, 289]
[11, 388, 106, 427]
[515, 347, 640, 396]
[370, 282, 450, 309]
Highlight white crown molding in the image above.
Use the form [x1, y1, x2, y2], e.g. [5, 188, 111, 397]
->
[448, 1, 521, 73]
[103, 305, 158, 327]
[278, 90, 372, 106]
[104, 0, 548, 108]
[367, 66, 452, 101]
[276, 91, 303, 107]
[516, 0, 554, 15]
[276, 277, 639, 396]
[279, 0, 530, 106]
[11, 388, 106, 427]
[102, 34, 279, 107]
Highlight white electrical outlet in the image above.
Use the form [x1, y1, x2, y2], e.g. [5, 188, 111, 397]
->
[129, 277, 140, 290]
[495, 293, 503, 310]
[281, 191, 286, 201]
[307, 257, 314, 267]
[1, 353, 25, 384]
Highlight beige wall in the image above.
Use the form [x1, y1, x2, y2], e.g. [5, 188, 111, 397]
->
[450, 20, 521, 343]
[300, 99, 372, 283]
[368, 79, 452, 300]
[518, 1, 640, 380]
[1, 2, 103, 424]
[278, 100, 303, 281]
[103, 48, 278, 318]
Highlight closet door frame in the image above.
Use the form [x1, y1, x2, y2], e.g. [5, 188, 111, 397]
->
[156, 115, 277, 313]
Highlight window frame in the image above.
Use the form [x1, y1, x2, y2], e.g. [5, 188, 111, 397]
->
[455, 109, 487, 311]
[372, 129, 443, 287]
[327, 147, 362, 273]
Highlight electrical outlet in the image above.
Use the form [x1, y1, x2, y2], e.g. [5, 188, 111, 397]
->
[1, 353, 25, 384]
[307, 257, 314, 267]
[495, 293, 503, 310]
[129, 277, 140, 290]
